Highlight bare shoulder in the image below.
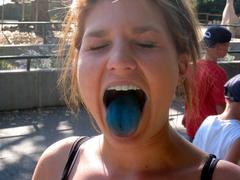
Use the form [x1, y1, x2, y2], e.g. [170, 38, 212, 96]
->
[213, 160, 240, 180]
[32, 136, 80, 180]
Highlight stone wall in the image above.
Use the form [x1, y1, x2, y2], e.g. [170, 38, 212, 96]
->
[0, 69, 64, 111]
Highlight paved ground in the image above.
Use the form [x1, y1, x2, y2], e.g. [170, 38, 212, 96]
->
[0, 100, 186, 180]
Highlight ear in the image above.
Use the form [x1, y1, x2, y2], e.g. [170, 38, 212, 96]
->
[178, 53, 189, 78]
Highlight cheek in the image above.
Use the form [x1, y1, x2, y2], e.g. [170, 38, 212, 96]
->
[146, 56, 179, 88]
[76, 54, 108, 132]
[155, 67, 178, 96]
[143, 59, 179, 128]
[142, 56, 179, 105]
[218, 49, 227, 57]
[77, 56, 101, 113]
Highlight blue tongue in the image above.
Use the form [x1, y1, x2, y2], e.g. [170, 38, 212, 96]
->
[106, 93, 141, 137]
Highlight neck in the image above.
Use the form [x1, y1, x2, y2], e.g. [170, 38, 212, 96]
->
[100, 125, 198, 173]
[219, 103, 240, 120]
[205, 52, 218, 62]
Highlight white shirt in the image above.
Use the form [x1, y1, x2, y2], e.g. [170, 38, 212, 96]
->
[221, 0, 240, 37]
[193, 115, 240, 159]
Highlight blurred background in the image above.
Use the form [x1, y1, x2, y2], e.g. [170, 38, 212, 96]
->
[1, 0, 240, 179]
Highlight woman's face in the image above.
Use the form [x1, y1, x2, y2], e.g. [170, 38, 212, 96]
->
[77, 0, 186, 142]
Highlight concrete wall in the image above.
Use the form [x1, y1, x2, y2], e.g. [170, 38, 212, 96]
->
[219, 61, 240, 79]
[0, 62, 239, 111]
[0, 69, 64, 111]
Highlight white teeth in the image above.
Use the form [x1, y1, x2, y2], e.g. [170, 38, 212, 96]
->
[107, 85, 140, 91]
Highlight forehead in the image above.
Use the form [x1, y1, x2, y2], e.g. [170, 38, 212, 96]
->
[83, 0, 168, 35]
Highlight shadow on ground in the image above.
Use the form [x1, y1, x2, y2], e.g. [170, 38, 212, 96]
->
[0, 100, 186, 180]
[0, 106, 98, 180]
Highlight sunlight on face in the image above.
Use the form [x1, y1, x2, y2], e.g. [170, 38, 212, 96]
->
[77, 0, 181, 139]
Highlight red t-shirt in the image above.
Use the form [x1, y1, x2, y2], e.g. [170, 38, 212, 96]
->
[183, 60, 227, 139]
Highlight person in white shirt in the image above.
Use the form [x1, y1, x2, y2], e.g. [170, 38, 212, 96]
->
[221, 0, 240, 37]
[193, 74, 240, 165]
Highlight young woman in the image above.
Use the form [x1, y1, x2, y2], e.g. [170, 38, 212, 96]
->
[32, 0, 240, 179]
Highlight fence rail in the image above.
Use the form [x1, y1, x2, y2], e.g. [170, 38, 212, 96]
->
[0, 55, 58, 71]
[0, 21, 62, 25]
[198, 13, 222, 24]
[201, 24, 240, 28]
[1, 51, 240, 72]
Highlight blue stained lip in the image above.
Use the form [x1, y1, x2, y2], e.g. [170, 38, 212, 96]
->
[104, 90, 146, 137]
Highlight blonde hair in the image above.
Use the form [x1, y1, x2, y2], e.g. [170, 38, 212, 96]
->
[58, 0, 200, 111]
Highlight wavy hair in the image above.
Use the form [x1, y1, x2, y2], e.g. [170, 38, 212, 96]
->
[58, 0, 200, 111]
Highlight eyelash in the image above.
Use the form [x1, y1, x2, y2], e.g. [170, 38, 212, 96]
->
[136, 42, 156, 48]
[87, 42, 157, 51]
[88, 44, 109, 51]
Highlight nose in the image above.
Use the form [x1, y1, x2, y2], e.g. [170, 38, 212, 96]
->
[107, 41, 137, 72]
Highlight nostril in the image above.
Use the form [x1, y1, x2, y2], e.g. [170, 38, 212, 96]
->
[107, 55, 137, 71]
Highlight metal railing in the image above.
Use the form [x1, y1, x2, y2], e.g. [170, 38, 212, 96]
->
[198, 13, 222, 24]
[0, 50, 240, 72]
[228, 50, 240, 54]
[0, 55, 57, 71]
[201, 24, 240, 28]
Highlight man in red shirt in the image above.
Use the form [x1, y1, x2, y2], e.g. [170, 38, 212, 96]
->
[183, 26, 232, 141]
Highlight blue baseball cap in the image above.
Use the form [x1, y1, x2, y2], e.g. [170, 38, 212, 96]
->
[224, 74, 240, 102]
[204, 26, 232, 47]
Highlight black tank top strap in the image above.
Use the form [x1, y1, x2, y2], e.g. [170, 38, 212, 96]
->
[200, 154, 220, 180]
[61, 136, 90, 180]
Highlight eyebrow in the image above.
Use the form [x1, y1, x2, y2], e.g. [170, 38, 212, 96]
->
[85, 30, 108, 38]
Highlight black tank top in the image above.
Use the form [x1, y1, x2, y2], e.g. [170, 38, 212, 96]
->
[61, 137, 219, 180]
[61, 136, 90, 180]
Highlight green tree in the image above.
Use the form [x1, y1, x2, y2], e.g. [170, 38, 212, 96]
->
[196, 0, 240, 15]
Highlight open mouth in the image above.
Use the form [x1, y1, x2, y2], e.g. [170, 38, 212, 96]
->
[103, 85, 147, 136]
[103, 85, 147, 112]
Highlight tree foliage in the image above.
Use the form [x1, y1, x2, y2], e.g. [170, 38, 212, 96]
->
[197, 0, 240, 15]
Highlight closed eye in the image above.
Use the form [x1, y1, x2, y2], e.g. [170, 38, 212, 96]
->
[89, 44, 109, 51]
[136, 42, 156, 49]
